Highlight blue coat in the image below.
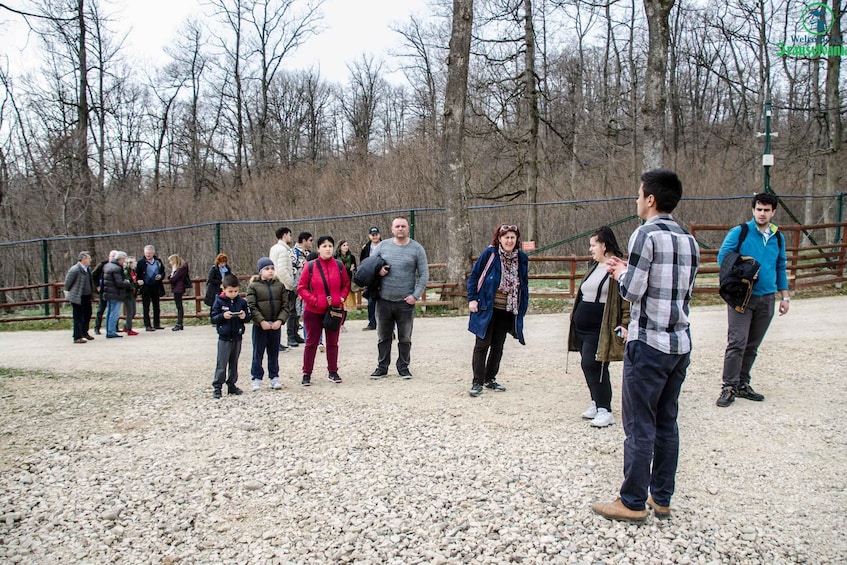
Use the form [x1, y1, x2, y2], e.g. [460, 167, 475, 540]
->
[466, 246, 529, 344]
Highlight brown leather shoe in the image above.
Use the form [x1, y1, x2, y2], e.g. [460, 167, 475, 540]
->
[591, 497, 648, 524]
[647, 495, 671, 519]
[73, 338, 88, 344]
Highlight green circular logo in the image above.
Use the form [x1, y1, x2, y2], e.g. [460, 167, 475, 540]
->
[802, 2, 834, 36]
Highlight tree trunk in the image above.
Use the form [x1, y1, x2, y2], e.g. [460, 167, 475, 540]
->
[641, 0, 674, 170]
[824, 0, 842, 239]
[523, 0, 539, 245]
[440, 0, 474, 309]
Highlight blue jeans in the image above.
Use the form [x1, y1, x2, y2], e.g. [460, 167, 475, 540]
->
[106, 300, 123, 336]
[251, 326, 280, 380]
[619, 340, 690, 510]
[375, 299, 415, 372]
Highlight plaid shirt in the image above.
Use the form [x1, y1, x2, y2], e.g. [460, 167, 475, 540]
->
[619, 214, 700, 355]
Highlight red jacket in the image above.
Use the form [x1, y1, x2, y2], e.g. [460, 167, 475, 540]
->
[297, 258, 350, 314]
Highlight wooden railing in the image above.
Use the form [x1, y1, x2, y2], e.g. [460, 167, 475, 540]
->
[2, 224, 845, 323]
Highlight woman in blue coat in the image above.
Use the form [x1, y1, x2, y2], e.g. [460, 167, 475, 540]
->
[466, 223, 530, 397]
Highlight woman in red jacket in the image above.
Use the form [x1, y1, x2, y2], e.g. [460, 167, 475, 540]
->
[297, 235, 350, 386]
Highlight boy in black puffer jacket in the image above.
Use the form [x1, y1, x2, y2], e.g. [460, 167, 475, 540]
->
[210, 274, 251, 399]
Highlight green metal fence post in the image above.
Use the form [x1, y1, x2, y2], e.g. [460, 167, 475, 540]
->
[409, 210, 416, 240]
[836, 192, 844, 244]
[42, 239, 49, 316]
[215, 223, 221, 256]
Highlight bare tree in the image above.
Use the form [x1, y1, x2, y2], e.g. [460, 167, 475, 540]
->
[341, 55, 384, 160]
[441, 0, 474, 306]
[641, 0, 674, 169]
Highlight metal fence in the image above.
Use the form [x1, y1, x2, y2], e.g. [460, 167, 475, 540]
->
[1, 193, 844, 312]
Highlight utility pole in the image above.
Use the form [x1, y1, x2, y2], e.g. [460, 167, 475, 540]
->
[757, 99, 777, 194]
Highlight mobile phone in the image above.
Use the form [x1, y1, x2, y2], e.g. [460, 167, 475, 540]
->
[229, 310, 242, 315]
[615, 328, 623, 338]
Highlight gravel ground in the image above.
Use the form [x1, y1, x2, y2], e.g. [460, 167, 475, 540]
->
[1, 296, 845, 564]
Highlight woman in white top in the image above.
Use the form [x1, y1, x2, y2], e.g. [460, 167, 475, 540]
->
[567, 227, 629, 428]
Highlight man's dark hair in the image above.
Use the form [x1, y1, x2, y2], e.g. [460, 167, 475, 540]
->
[751, 193, 779, 210]
[641, 169, 683, 213]
[275, 227, 291, 240]
[298, 231, 312, 244]
[222, 273, 239, 289]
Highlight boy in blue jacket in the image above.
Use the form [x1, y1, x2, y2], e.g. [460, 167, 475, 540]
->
[210, 273, 252, 399]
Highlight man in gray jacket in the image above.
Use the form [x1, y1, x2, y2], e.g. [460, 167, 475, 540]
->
[370, 217, 429, 379]
[64, 251, 94, 343]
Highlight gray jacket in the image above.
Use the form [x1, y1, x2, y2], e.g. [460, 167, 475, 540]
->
[64, 262, 93, 305]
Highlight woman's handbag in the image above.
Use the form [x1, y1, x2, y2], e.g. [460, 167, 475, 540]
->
[314, 259, 345, 332]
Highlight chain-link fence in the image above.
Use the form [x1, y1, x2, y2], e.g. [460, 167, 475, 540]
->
[1, 193, 844, 306]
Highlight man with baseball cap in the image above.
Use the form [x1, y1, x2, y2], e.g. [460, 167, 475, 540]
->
[360, 226, 382, 330]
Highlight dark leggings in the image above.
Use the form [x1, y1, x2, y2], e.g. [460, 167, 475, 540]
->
[174, 293, 184, 326]
[471, 308, 514, 386]
[579, 333, 612, 411]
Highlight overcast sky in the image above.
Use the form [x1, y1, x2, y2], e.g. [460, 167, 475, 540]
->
[1, 0, 433, 84]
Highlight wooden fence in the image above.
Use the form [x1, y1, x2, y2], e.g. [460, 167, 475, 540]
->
[1, 222, 845, 323]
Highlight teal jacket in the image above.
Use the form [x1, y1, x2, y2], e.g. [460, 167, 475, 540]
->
[718, 220, 787, 296]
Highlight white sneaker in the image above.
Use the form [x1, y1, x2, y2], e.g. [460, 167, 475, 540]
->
[270, 378, 282, 390]
[590, 408, 615, 428]
[582, 401, 597, 419]
[251, 380, 261, 392]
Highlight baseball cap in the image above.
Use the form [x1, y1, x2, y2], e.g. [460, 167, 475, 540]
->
[368, 226, 380, 235]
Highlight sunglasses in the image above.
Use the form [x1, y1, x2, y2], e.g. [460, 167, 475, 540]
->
[499, 224, 518, 233]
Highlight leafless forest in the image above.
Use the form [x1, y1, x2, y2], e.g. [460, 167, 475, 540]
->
[0, 0, 844, 284]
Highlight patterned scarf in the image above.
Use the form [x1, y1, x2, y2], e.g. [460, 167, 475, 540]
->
[498, 246, 519, 314]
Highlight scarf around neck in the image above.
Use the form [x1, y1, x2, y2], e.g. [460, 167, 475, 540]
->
[498, 246, 519, 314]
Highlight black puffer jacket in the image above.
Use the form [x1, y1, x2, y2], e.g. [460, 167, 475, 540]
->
[102, 260, 131, 301]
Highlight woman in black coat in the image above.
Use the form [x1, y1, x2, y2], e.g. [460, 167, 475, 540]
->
[205, 253, 235, 308]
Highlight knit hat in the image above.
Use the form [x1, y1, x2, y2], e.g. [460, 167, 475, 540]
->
[257, 257, 274, 272]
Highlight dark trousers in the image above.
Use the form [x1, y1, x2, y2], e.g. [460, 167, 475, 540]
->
[213, 339, 242, 389]
[251, 325, 281, 380]
[579, 334, 612, 411]
[471, 308, 513, 385]
[286, 290, 299, 340]
[173, 293, 184, 326]
[140, 286, 161, 328]
[367, 296, 377, 328]
[94, 293, 107, 331]
[619, 340, 689, 511]
[722, 293, 775, 388]
[302, 310, 340, 375]
[376, 299, 415, 372]
[71, 296, 92, 340]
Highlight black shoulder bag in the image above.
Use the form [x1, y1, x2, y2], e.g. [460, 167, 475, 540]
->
[314, 260, 345, 332]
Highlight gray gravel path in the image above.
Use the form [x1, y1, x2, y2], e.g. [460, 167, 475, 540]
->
[1, 296, 845, 563]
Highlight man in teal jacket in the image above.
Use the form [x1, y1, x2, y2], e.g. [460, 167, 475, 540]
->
[716, 193, 790, 407]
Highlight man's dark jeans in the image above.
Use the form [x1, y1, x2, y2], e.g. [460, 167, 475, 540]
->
[722, 293, 775, 388]
[375, 299, 415, 372]
[140, 285, 161, 328]
[619, 340, 690, 510]
[71, 296, 92, 340]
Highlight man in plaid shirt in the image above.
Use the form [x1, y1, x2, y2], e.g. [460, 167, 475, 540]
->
[593, 169, 700, 523]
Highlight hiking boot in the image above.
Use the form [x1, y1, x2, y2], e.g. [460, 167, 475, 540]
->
[213, 388, 222, 399]
[94, 328, 102, 335]
[398, 368, 413, 379]
[590, 408, 615, 428]
[302, 374, 312, 387]
[591, 498, 648, 524]
[716, 385, 736, 407]
[84, 334, 95, 340]
[270, 378, 283, 390]
[251, 380, 261, 392]
[227, 385, 243, 395]
[287, 339, 300, 347]
[736, 384, 765, 401]
[484, 380, 506, 392]
[328, 372, 342, 384]
[582, 401, 598, 419]
[647, 495, 671, 519]
[294, 335, 305, 344]
[469, 384, 484, 397]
